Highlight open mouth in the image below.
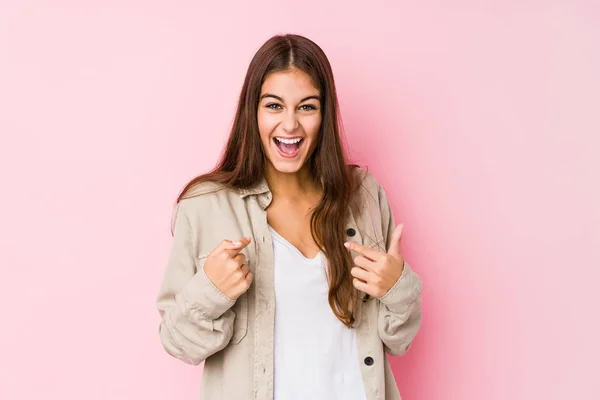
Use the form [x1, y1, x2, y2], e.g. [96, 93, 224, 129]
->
[273, 137, 304, 158]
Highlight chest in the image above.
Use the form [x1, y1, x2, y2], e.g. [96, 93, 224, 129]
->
[266, 198, 320, 259]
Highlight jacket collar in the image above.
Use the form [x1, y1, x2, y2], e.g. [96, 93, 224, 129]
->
[238, 175, 271, 198]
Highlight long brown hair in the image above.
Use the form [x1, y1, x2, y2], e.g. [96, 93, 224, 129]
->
[176, 34, 364, 327]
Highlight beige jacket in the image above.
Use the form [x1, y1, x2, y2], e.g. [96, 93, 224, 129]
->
[156, 168, 423, 400]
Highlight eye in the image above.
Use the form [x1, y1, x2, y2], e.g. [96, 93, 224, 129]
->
[300, 104, 317, 111]
[266, 103, 283, 110]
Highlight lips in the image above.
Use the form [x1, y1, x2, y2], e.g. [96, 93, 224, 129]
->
[273, 136, 304, 158]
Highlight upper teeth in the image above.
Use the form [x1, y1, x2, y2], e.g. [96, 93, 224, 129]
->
[276, 137, 302, 144]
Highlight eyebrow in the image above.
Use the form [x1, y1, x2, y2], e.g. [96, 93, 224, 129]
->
[260, 93, 321, 103]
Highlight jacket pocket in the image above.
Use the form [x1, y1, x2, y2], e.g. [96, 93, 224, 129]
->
[230, 292, 248, 344]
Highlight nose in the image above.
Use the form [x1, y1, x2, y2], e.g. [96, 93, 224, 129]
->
[281, 109, 299, 133]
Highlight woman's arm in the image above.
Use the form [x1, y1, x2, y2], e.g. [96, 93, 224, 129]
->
[376, 184, 423, 357]
[156, 202, 236, 365]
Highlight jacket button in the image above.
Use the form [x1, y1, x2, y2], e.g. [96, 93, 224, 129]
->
[346, 228, 356, 237]
[364, 356, 374, 366]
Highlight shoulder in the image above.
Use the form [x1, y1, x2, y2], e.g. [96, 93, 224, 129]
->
[351, 166, 386, 204]
[180, 180, 231, 199]
[178, 181, 242, 212]
[170, 181, 240, 233]
[349, 166, 395, 249]
[350, 167, 395, 232]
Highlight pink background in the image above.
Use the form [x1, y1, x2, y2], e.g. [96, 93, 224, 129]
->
[1, 1, 599, 399]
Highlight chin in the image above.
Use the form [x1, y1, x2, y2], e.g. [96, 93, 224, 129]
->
[268, 157, 306, 174]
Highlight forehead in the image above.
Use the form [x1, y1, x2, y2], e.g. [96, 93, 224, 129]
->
[260, 69, 319, 98]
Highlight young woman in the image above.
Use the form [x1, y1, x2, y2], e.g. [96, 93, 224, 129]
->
[156, 34, 423, 400]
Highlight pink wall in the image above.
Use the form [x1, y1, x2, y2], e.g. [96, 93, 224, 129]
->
[1, 1, 599, 399]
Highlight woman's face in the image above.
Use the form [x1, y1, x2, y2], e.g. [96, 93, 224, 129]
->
[257, 69, 322, 175]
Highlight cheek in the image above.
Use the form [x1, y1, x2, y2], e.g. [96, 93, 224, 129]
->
[304, 115, 322, 139]
[257, 111, 277, 139]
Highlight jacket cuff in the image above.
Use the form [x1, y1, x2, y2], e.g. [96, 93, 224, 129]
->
[181, 265, 236, 320]
[378, 260, 422, 313]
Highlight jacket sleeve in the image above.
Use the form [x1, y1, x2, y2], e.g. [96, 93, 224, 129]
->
[156, 201, 236, 365]
[376, 184, 423, 357]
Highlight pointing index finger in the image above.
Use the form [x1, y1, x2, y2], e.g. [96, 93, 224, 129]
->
[214, 237, 252, 258]
[344, 241, 383, 262]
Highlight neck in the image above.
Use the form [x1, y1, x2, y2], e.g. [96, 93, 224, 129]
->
[264, 162, 321, 200]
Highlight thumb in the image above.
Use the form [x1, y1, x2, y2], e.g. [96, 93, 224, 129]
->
[387, 223, 404, 257]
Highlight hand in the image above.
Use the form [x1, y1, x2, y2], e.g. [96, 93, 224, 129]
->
[344, 224, 405, 298]
[203, 237, 253, 300]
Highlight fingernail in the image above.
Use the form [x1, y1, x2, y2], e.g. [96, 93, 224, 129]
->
[344, 242, 351, 248]
[232, 241, 242, 246]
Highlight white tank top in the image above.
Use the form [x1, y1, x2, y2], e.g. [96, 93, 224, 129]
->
[269, 225, 367, 400]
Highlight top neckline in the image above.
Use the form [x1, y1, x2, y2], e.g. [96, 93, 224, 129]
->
[267, 224, 323, 262]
